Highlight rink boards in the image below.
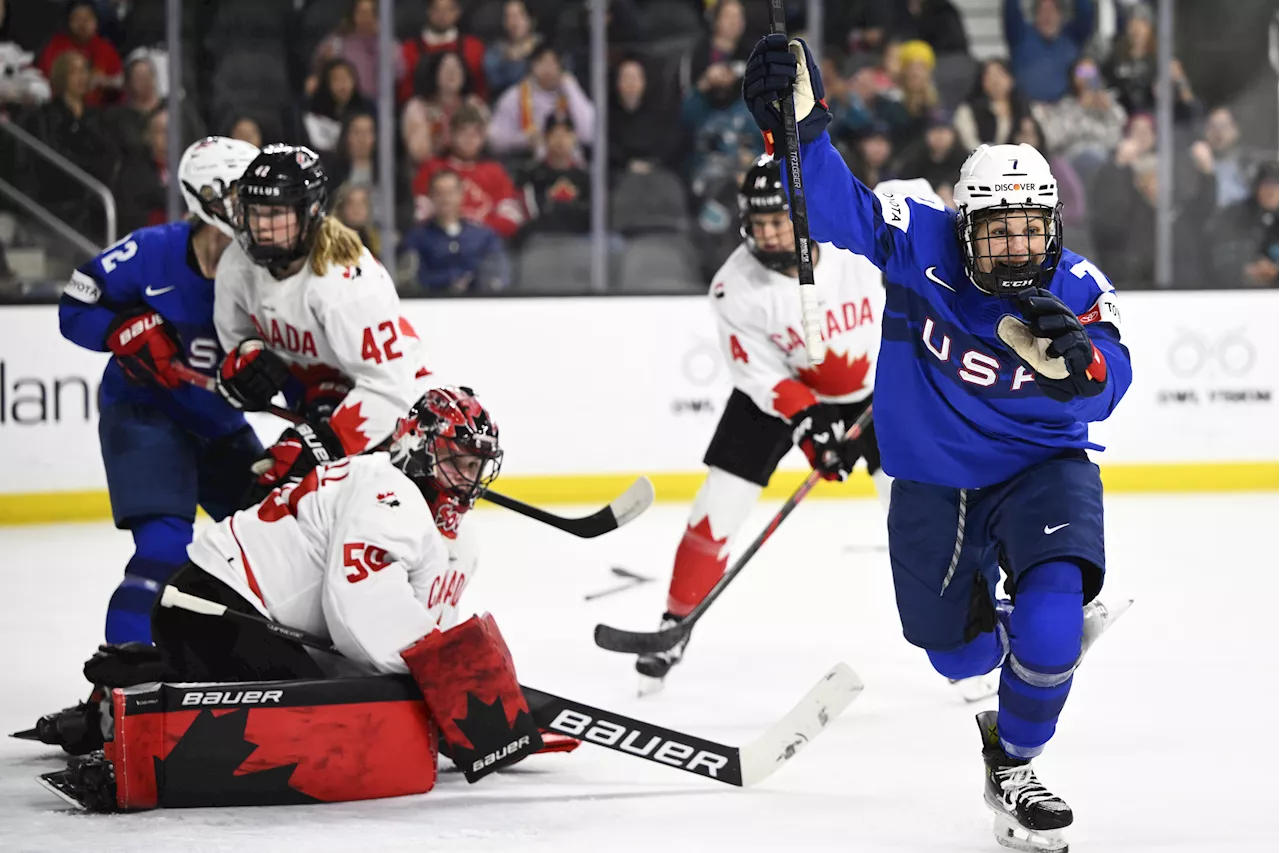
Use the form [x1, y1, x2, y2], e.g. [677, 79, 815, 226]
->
[0, 289, 1275, 524]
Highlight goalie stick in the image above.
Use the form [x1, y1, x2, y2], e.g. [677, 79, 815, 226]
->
[767, 0, 823, 366]
[159, 585, 861, 787]
[171, 364, 655, 538]
[593, 404, 874, 656]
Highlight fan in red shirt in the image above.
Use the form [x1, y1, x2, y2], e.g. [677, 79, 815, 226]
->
[37, 1, 122, 108]
[399, 0, 488, 104]
[412, 104, 525, 239]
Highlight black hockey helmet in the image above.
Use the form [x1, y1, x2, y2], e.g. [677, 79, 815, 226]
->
[389, 386, 503, 539]
[738, 154, 795, 273]
[233, 144, 328, 273]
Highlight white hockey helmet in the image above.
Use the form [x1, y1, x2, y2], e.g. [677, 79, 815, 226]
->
[953, 143, 1063, 295]
[178, 136, 260, 237]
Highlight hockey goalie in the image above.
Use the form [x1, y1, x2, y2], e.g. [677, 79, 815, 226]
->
[37, 387, 574, 811]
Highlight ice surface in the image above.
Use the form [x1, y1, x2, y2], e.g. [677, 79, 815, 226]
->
[1, 494, 1277, 853]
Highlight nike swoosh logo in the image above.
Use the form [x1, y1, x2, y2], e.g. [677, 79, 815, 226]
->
[144, 285, 175, 296]
[1044, 523, 1070, 535]
[925, 266, 955, 292]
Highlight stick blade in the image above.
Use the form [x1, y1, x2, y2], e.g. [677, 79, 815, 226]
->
[593, 620, 688, 655]
[738, 662, 863, 787]
[608, 476, 655, 528]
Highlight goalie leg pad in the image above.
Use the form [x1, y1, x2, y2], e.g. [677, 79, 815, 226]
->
[400, 614, 543, 783]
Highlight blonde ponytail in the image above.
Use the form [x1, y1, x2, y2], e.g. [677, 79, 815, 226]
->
[310, 216, 365, 276]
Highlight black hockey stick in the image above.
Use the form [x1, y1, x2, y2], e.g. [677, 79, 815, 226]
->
[593, 405, 874, 656]
[768, 0, 824, 366]
[158, 586, 861, 787]
[173, 366, 655, 538]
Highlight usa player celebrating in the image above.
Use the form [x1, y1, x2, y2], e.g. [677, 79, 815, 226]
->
[213, 145, 432, 509]
[743, 36, 1131, 853]
[636, 155, 888, 690]
[58, 137, 263, 647]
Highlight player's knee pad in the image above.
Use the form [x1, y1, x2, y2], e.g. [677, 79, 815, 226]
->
[400, 614, 542, 783]
[1006, 560, 1085, 688]
[927, 621, 1008, 680]
[668, 468, 762, 614]
[131, 515, 193, 568]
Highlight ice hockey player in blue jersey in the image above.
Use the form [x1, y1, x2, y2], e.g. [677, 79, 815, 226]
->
[743, 36, 1133, 853]
[57, 137, 263, 648]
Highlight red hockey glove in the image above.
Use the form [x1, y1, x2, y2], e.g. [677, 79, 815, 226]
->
[105, 309, 183, 390]
[791, 403, 859, 481]
[401, 614, 543, 783]
[300, 375, 354, 423]
[244, 421, 344, 506]
[217, 338, 290, 411]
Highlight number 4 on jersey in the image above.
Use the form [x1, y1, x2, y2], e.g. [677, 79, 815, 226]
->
[361, 321, 404, 364]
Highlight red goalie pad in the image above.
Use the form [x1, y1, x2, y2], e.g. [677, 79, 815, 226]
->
[400, 613, 543, 783]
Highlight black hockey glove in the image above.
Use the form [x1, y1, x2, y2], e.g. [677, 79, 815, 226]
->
[243, 420, 345, 507]
[742, 34, 831, 146]
[792, 403, 861, 482]
[998, 289, 1108, 403]
[217, 338, 291, 411]
[83, 642, 174, 688]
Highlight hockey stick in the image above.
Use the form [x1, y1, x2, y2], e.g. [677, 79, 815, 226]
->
[768, 0, 823, 367]
[159, 585, 861, 787]
[593, 404, 874, 656]
[172, 365, 655, 538]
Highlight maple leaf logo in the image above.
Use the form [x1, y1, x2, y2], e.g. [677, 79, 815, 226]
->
[328, 402, 370, 454]
[449, 693, 543, 783]
[153, 709, 321, 807]
[547, 177, 579, 203]
[376, 491, 400, 507]
[797, 350, 872, 397]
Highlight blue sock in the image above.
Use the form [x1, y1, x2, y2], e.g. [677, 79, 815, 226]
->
[997, 560, 1084, 759]
[105, 516, 192, 645]
[927, 629, 1006, 680]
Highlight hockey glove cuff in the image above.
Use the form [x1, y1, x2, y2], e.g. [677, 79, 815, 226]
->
[997, 289, 1107, 402]
[217, 339, 290, 411]
[105, 309, 183, 390]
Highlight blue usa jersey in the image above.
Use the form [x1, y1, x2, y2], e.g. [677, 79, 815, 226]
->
[58, 221, 248, 440]
[796, 131, 1132, 489]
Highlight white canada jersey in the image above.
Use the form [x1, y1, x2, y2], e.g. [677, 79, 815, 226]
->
[188, 454, 461, 674]
[215, 241, 431, 454]
[711, 242, 884, 421]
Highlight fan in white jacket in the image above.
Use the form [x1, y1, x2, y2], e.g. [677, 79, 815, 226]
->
[213, 144, 431, 501]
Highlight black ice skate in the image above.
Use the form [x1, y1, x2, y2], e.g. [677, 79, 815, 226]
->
[12, 688, 109, 756]
[976, 710, 1072, 853]
[634, 612, 690, 696]
[39, 750, 118, 812]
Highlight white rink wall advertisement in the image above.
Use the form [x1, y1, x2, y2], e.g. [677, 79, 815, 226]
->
[0, 291, 1275, 519]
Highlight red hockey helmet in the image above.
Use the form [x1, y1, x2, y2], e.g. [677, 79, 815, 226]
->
[390, 387, 502, 538]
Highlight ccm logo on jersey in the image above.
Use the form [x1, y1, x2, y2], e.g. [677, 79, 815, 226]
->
[471, 735, 532, 773]
[547, 709, 730, 779]
[180, 690, 284, 706]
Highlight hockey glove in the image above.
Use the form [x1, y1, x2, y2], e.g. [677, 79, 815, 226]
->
[83, 642, 174, 688]
[742, 35, 831, 147]
[105, 309, 183, 390]
[792, 403, 860, 481]
[217, 338, 290, 411]
[299, 375, 354, 423]
[996, 288, 1107, 403]
[245, 421, 345, 505]
[401, 614, 543, 783]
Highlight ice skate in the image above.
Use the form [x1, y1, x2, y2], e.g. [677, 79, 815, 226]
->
[950, 672, 1000, 702]
[635, 612, 690, 696]
[1080, 596, 1132, 658]
[38, 750, 117, 812]
[976, 710, 1072, 853]
[12, 688, 109, 756]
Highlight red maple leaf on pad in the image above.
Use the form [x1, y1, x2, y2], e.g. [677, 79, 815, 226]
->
[797, 350, 872, 398]
[328, 402, 370, 454]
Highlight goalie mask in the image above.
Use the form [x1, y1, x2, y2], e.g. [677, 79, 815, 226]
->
[739, 155, 796, 273]
[953, 143, 1063, 295]
[233, 144, 328, 274]
[389, 387, 503, 539]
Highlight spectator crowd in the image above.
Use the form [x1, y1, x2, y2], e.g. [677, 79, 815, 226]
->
[0, 0, 1275, 295]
